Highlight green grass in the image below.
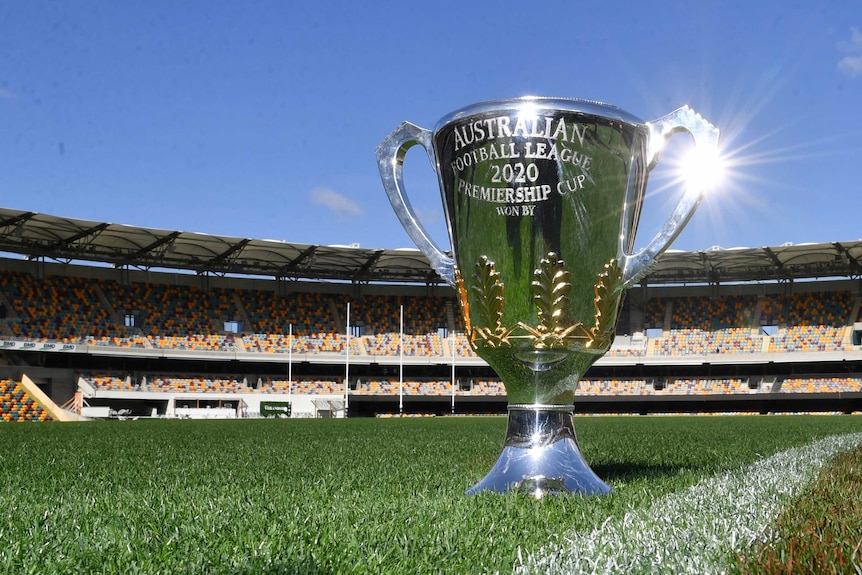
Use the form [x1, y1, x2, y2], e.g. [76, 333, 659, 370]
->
[1, 415, 861, 574]
[736, 443, 862, 574]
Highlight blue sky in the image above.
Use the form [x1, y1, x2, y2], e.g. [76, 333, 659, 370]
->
[0, 1, 860, 254]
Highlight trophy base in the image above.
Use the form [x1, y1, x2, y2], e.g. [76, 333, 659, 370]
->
[466, 405, 611, 498]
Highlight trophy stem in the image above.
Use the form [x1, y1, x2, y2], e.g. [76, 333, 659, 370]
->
[466, 405, 611, 498]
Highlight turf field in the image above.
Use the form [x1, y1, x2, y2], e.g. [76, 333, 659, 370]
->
[1, 415, 860, 574]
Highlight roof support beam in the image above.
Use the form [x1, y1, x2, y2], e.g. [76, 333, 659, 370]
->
[698, 252, 720, 284]
[277, 245, 317, 277]
[0, 211, 36, 232]
[762, 247, 785, 271]
[45, 222, 110, 251]
[210, 238, 251, 267]
[116, 231, 183, 266]
[354, 250, 385, 279]
[833, 242, 862, 276]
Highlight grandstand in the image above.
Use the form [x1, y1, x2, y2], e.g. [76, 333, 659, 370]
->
[1, 207, 862, 419]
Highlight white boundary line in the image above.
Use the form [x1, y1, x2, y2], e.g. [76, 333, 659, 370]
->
[515, 432, 862, 575]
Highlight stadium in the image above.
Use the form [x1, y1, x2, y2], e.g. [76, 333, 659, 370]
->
[4, 205, 862, 573]
[2, 205, 862, 423]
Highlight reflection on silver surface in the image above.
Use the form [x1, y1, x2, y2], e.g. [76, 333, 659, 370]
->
[466, 405, 610, 496]
[514, 350, 569, 372]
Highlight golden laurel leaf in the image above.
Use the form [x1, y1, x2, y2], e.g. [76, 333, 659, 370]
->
[527, 252, 587, 349]
[588, 258, 624, 349]
[468, 256, 513, 348]
[454, 269, 471, 335]
[531, 252, 572, 338]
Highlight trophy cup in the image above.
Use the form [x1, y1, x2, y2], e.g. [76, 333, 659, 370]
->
[377, 97, 719, 497]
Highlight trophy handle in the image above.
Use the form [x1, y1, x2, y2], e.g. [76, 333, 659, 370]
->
[621, 106, 720, 286]
[377, 122, 456, 286]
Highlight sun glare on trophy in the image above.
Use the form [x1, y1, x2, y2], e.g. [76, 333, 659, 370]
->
[679, 144, 726, 194]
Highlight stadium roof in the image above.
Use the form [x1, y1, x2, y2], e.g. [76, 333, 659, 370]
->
[0, 207, 860, 285]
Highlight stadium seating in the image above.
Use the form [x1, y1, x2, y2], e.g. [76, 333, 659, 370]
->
[576, 378, 754, 396]
[354, 380, 456, 396]
[99, 282, 238, 351]
[72, 372, 859, 398]
[651, 295, 762, 356]
[462, 380, 506, 396]
[577, 379, 651, 396]
[605, 346, 647, 358]
[241, 290, 345, 354]
[82, 372, 141, 392]
[147, 376, 251, 394]
[779, 377, 862, 393]
[658, 378, 750, 395]
[363, 333, 444, 356]
[75, 371, 862, 399]
[768, 291, 853, 352]
[0, 378, 51, 421]
[2, 271, 862, 409]
[1, 273, 858, 361]
[0, 272, 115, 343]
[259, 378, 342, 395]
[452, 333, 478, 357]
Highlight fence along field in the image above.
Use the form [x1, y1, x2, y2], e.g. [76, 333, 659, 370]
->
[1, 414, 860, 574]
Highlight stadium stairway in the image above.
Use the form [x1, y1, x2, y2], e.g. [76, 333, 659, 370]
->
[842, 295, 860, 348]
[445, 301, 458, 333]
[94, 284, 122, 325]
[0, 375, 74, 422]
[328, 298, 344, 333]
[231, 292, 253, 330]
[763, 376, 780, 393]
[440, 336, 452, 358]
[23, 374, 76, 421]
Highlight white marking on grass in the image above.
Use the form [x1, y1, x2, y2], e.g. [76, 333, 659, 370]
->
[515, 432, 862, 575]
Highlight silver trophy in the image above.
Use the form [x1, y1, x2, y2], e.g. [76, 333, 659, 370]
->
[377, 97, 719, 497]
